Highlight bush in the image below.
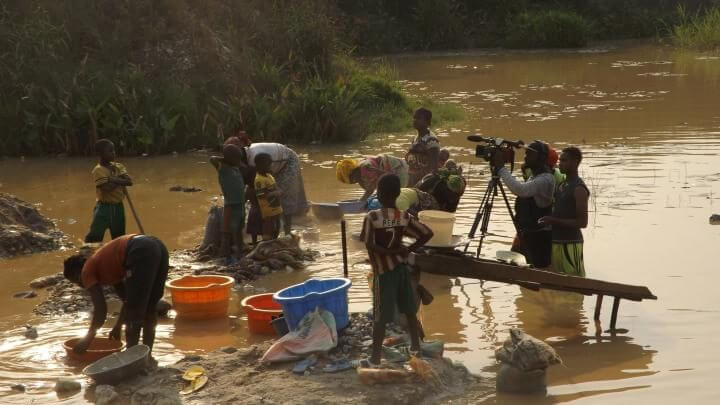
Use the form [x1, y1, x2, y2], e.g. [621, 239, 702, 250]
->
[672, 5, 720, 51]
[505, 9, 589, 48]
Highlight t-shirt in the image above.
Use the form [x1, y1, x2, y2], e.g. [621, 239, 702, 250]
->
[407, 131, 440, 169]
[216, 161, 245, 205]
[92, 162, 128, 203]
[358, 155, 409, 191]
[246, 143, 294, 174]
[359, 208, 433, 275]
[81, 234, 136, 289]
[498, 167, 554, 208]
[255, 173, 283, 218]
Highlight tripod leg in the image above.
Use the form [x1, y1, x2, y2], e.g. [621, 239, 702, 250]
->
[476, 179, 498, 258]
[497, 181, 519, 232]
[465, 178, 495, 252]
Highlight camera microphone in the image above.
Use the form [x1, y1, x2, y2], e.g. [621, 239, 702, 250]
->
[467, 135, 486, 142]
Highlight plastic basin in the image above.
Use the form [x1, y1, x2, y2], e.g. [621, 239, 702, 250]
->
[165, 275, 234, 320]
[337, 199, 367, 214]
[418, 210, 455, 246]
[63, 337, 123, 363]
[273, 278, 351, 331]
[240, 293, 283, 335]
[83, 344, 150, 385]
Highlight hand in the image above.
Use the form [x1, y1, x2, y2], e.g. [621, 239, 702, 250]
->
[73, 335, 93, 354]
[109, 324, 122, 340]
[538, 216, 555, 226]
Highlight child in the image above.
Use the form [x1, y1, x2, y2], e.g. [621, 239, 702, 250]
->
[360, 174, 433, 367]
[84, 139, 133, 243]
[210, 144, 247, 261]
[406, 107, 440, 186]
[254, 153, 283, 240]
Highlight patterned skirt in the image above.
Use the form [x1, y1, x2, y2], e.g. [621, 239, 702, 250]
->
[275, 151, 309, 216]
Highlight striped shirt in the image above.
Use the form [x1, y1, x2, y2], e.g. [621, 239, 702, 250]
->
[360, 208, 433, 275]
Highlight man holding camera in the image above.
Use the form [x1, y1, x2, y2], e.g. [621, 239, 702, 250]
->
[491, 140, 555, 268]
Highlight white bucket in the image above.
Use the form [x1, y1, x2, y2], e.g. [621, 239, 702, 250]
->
[418, 210, 456, 246]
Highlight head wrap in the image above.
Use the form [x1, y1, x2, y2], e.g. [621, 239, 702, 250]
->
[547, 147, 559, 168]
[336, 159, 359, 184]
[223, 144, 243, 160]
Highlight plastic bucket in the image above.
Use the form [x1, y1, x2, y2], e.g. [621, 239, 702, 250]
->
[273, 278, 351, 331]
[240, 293, 283, 335]
[418, 210, 455, 246]
[165, 275, 234, 320]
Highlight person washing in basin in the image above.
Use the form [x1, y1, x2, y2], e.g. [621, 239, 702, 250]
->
[63, 235, 169, 354]
[336, 154, 409, 201]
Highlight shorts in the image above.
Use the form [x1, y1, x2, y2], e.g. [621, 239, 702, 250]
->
[373, 264, 417, 324]
[551, 242, 585, 277]
[124, 236, 169, 322]
[223, 203, 245, 234]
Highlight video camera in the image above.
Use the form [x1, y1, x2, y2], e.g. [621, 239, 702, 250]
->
[467, 135, 524, 164]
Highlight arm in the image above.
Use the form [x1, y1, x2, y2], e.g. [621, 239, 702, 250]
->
[109, 283, 126, 340]
[539, 187, 589, 228]
[360, 187, 374, 202]
[74, 285, 107, 353]
[498, 167, 549, 198]
[209, 156, 222, 170]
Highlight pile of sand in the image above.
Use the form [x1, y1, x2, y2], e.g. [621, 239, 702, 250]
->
[0, 192, 68, 258]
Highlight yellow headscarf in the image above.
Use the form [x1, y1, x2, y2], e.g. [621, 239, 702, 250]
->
[336, 159, 359, 183]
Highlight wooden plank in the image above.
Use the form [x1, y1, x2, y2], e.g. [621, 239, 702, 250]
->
[610, 297, 621, 330]
[594, 295, 604, 321]
[414, 252, 657, 301]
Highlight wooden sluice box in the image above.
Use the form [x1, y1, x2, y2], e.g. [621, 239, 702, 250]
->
[412, 251, 657, 331]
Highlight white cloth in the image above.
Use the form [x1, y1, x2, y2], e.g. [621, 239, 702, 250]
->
[246, 143, 294, 174]
[498, 167, 554, 208]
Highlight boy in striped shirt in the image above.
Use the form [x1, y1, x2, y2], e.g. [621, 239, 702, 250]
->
[360, 174, 433, 366]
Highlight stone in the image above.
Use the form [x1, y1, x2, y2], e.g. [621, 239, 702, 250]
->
[11, 383, 25, 392]
[95, 385, 119, 405]
[13, 290, 37, 299]
[156, 299, 172, 317]
[220, 346, 238, 354]
[183, 354, 203, 362]
[29, 273, 63, 289]
[54, 378, 81, 393]
[23, 326, 38, 339]
[131, 387, 182, 405]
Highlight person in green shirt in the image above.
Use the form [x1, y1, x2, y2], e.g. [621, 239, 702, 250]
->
[210, 144, 249, 262]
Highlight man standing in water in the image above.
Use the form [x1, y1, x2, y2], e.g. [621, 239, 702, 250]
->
[539, 147, 589, 277]
[492, 140, 555, 268]
[406, 108, 440, 186]
[85, 139, 133, 243]
[63, 234, 169, 353]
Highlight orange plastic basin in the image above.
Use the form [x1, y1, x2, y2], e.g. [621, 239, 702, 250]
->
[241, 293, 283, 335]
[63, 337, 123, 363]
[165, 275, 234, 320]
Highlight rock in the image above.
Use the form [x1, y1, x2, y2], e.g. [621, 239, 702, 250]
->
[220, 346, 238, 354]
[131, 387, 181, 405]
[23, 325, 38, 339]
[13, 290, 37, 299]
[169, 186, 183, 192]
[29, 273, 63, 289]
[183, 354, 203, 362]
[156, 299, 172, 317]
[95, 385, 119, 405]
[260, 266, 270, 275]
[710, 214, 720, 225]
[11, 383, 25, 392]
[495, 328, 561, 372]
[54, 378, 81, 393]
[496, 363, 547, 394]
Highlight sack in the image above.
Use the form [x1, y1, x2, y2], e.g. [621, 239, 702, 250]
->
[261, 307, 338, 363]
[495, 328, 561, 371]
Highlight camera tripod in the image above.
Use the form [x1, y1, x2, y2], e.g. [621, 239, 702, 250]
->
[464, 166, 519, 258]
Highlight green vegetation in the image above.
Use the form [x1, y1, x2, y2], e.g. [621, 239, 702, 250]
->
[672, 5, 720, 51]
[506, 10, 589, 48]
[0, 0, 460, 156]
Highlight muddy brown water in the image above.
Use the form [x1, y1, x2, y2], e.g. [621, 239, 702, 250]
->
[1, 41, 720, 403]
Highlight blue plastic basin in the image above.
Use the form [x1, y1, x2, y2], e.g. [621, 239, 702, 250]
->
[273, 278, 352, 331]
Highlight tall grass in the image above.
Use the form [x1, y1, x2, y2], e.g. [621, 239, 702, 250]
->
[672, 5, 720, 51]
[505, 9, 590, 48]
[0, 0, 453, 156]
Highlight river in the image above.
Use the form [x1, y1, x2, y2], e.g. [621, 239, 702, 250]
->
[1, 41, 719, 403]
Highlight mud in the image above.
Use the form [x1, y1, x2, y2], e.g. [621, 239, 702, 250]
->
[101, 316, 474, 405]
[0, 192, 68, 258]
